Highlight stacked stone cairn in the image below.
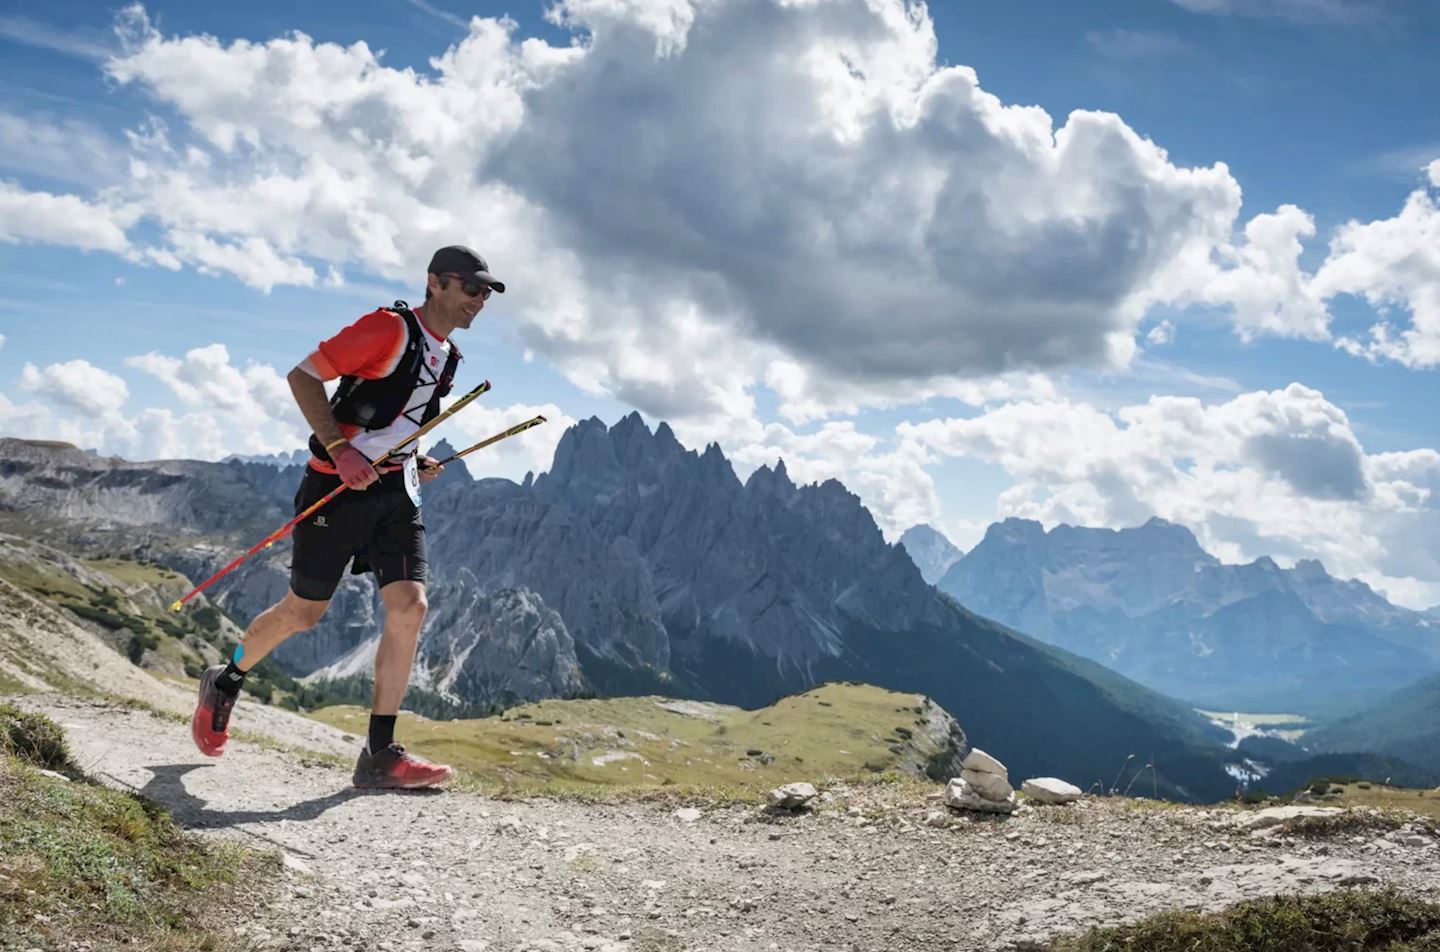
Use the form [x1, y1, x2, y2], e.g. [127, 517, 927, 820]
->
[945, 748, 1017, 814]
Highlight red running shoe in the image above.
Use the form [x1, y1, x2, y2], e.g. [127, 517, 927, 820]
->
[353, 743, 454, 789]
[191, 664, 236, 757]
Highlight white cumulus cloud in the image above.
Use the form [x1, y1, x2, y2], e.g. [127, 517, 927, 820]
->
[0, 182, 137, 252]
[1320, 179, 1440, 368]
[438, 401, 577, 482]
[0, 0, 1431, 414]
[19, 359, 129, 414]
[900, 383, 1440, 608]
[0, 0, 1274, 428]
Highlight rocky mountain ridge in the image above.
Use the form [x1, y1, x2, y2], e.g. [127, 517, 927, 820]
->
[934, 516, 1440, 713]
[0, 432, 1239, 800]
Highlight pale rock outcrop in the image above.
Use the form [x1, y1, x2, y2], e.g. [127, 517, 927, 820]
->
[768, 782, 818, 810]
[1023, 777, 1083, 804]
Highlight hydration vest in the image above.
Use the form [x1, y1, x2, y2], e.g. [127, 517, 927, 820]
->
[308, 301, 462, 463]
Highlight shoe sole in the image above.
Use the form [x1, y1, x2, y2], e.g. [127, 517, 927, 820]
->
[353, 769, 454, 790]
[191, 668, 228, 757]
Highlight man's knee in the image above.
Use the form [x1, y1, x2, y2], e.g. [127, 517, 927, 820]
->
[278, 592, 329, 630]
[384, 585, 428, 630]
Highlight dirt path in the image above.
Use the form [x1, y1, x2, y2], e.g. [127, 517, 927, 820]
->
[25, 695, 1440, 952]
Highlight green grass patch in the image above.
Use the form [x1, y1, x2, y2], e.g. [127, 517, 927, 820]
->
[0, 550, 94, 603]
[1307, 782, 1440, 826]
[83, 557, 187, 588]
[308, 681, 955, 798]
[0, 710, 266, 950]
[1277, 809, 1435, 840]
[0, 703, 78, 777]
[1045, 888, 1440, 951]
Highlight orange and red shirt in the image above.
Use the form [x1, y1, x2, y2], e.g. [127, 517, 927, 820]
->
[304, 308, 453, 473]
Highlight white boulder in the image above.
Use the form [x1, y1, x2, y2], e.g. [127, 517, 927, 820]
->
[1022, 777, 1083, 805]
[767, 782, 818, 810]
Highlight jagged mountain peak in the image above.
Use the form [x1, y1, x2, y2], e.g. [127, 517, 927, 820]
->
[745, 458, 797, 496]
[698, 442, 738, 482]
[899, 524, 963, 585]
[979, 517, 1047, 548]
[654, 420, 682, 452]
[427, 439, 472, 483]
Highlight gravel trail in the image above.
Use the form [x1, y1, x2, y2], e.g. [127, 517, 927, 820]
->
[24, 696, 1440, 952]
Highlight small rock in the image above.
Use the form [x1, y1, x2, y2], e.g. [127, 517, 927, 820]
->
[1065, 871, 1106, 886]
[1337, 872, 1380, 887]
[674, 807, 703, 823]
[282, 853, 314, 877]
[767, 782, 818, 811]
[1022, 777, 1082, 805]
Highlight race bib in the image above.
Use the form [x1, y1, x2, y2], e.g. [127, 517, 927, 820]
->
[403, 454, 422, 508]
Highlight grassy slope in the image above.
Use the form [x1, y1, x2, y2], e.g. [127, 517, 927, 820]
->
[309, 682, 955, 796]
[808, 612, 1238, 803]
[0, 538, 319, 710]
[0, 703, 266, 951]
[1321, 782, 1440, 825]
[1255, 754, 1438, 797]
[0, 541, 218, 678]
[1307, 672, 1440, 777]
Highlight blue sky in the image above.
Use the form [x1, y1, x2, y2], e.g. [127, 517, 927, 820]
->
[1, 0, 1438, 606]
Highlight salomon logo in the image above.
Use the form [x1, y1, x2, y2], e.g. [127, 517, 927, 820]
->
[314, 515, 328, 528]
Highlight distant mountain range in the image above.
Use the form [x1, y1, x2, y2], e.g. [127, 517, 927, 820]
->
[223, 449, 310, 467]
[927, 517, 1440, 714]
[898, 525, 962, 584]
[0, 429, 1242, 802]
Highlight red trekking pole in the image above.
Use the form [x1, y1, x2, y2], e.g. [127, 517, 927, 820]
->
[171, 380, 491, 612]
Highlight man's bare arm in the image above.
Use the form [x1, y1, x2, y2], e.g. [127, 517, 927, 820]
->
[287, 361, 346, 449]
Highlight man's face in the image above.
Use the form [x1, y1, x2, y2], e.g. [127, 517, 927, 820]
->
[428, 272, 489, 328]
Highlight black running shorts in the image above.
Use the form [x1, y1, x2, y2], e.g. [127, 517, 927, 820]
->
[289, 467, 428, 602]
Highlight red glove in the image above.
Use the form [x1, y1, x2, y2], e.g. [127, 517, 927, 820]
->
[332, 443, 378, 491]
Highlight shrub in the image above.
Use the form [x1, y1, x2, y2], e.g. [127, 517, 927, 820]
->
[1047, 888, 1440, 951]
[0, 703, 77, 776]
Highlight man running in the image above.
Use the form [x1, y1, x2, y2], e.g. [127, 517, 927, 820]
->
[190, 245, 504, 789]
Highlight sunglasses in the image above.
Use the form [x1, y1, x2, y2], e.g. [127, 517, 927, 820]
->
[440, 273, 492, 299]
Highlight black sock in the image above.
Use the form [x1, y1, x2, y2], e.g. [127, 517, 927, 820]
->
[216, 661, 247, 697]
[368, 714, 397, 753]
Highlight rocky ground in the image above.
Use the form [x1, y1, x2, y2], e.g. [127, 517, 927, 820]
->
[19, 696, 1440, 952]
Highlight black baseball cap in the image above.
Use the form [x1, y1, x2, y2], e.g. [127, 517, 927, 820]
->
[428, 245, 505, 293]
